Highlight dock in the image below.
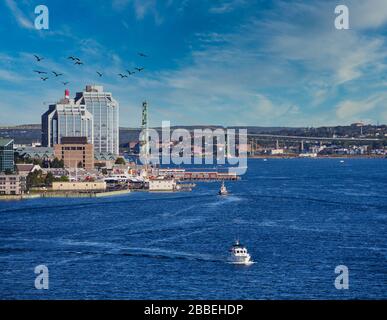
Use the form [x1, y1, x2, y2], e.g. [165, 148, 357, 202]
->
[159, 169, 240, 181]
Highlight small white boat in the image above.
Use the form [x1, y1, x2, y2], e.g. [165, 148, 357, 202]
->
[228, 240, 253, 265]
[218, 181, 228, 195]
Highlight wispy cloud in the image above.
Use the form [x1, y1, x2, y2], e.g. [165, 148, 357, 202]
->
[112, 0, 163, 24]
[336, 94, 387, 121]
[4, 0, 34, 29]
[209, 0, 246, 14]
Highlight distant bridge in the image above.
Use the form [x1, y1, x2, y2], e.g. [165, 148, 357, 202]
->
[247, 133, 381, 142]
[119, 127, 382, 142]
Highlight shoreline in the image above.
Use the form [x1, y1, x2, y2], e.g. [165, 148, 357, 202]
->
[0, 189, 131, 201]
[248, 155, 386, 159]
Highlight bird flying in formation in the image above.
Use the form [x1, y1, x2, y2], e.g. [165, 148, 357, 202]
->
[127, 70, 135, 75]
[52, 71, 63, 77]
[96, 71, 103, 77]
[34, 55, 44, 62]
[41, 77, 48, 81]
[62, 82, 69, 85]
[34, 70, 47, 74]
[138, 52, 148, 58]
[68, 56, 81, 61]
[118, 73, 128, 78]
[135, 67, 144, 72]
[74, 61, 83, 65]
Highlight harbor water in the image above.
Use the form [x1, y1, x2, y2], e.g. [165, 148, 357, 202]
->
[0, 159, 386, 299]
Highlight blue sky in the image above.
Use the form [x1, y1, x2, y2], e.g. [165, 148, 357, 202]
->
[1, 0, 387, 127]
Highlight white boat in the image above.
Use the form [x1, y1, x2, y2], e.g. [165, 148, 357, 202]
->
[218, 181, 228, 195]
[228, 240, 253, 265]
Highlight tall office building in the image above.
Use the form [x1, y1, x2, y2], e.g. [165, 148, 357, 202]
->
[0, 138, 14, 172]
[42, 90, 94, 148]
[75, 85, 119, 155]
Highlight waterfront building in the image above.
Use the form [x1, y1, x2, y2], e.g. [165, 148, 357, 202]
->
[270, 149, 284, 155]
[52, 181, 106, 192]
[42, 90, 94, 148]
[75, 85, 119, 156]
[0, 138, 14, 172]
[0, 174, 26, 195]
[54, 137, 94, 170]
[148, 178, 177, 191]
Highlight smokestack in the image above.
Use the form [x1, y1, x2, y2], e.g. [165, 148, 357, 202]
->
[65, 89, 70, 99]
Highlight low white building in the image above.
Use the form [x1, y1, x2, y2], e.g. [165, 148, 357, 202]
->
[52, 181, 106, 191]
[270, 149, 284, 155]
[299, 153, 318, 158]
[149, 178, 177, 191]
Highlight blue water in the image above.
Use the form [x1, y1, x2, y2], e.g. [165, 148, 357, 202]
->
[0, 159, 386, 299]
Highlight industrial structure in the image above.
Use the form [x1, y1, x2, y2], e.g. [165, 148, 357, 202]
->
[140, 101, 150, 165]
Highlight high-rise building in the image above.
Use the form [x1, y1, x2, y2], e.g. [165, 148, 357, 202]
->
[75, 85, 119, 155]
[0, 138, 14, 172]
[42, 90, 94, 148]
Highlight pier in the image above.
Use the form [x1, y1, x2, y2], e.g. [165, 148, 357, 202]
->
[159, 169, 240, 181]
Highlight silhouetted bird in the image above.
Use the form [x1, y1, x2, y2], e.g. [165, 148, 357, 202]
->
[118, 73, 128, 78]
[41, 77, 48, 81]
[127, 70, 135, 75]
[34, 70, 47, 74]
[68, 56, 80, 61]
[138, 52, 148, 57]
[34, 55, 44, 62]
[135, 67, 144, 72]
[74, 61, 83, 65]
[62, 82, 69, 85]
[96, 71, 103, 77]
[52, 71, 63, 77]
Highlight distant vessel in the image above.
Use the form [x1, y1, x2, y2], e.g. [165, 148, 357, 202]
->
[228, 240, 253, 265]
[340, 160, 345, 163]
[218, 181, 228, 195]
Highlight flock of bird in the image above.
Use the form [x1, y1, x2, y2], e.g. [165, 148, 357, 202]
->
[32, 52, 148, 84]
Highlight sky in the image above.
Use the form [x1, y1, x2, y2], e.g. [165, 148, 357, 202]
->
[0, 0, 387, 127]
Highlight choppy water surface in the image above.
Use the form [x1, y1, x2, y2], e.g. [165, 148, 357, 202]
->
[0, 159, 386, 299]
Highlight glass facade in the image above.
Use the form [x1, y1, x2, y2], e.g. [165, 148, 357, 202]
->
[42, 86, 119, 156]
[75, 86, 119, 155]
[0, 139, 14, 172]
[42, 102, 93, 147]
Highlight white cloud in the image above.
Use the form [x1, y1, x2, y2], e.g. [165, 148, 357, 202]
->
[112, 0, 163, 24]
[336, 94, 387, 121]
[349, 0, 387, 29]
[4, 0, 34, 29]
[209, 0, 246, 14]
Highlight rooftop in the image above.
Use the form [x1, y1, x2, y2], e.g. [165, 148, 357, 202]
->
[0, 138, 13, 147]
